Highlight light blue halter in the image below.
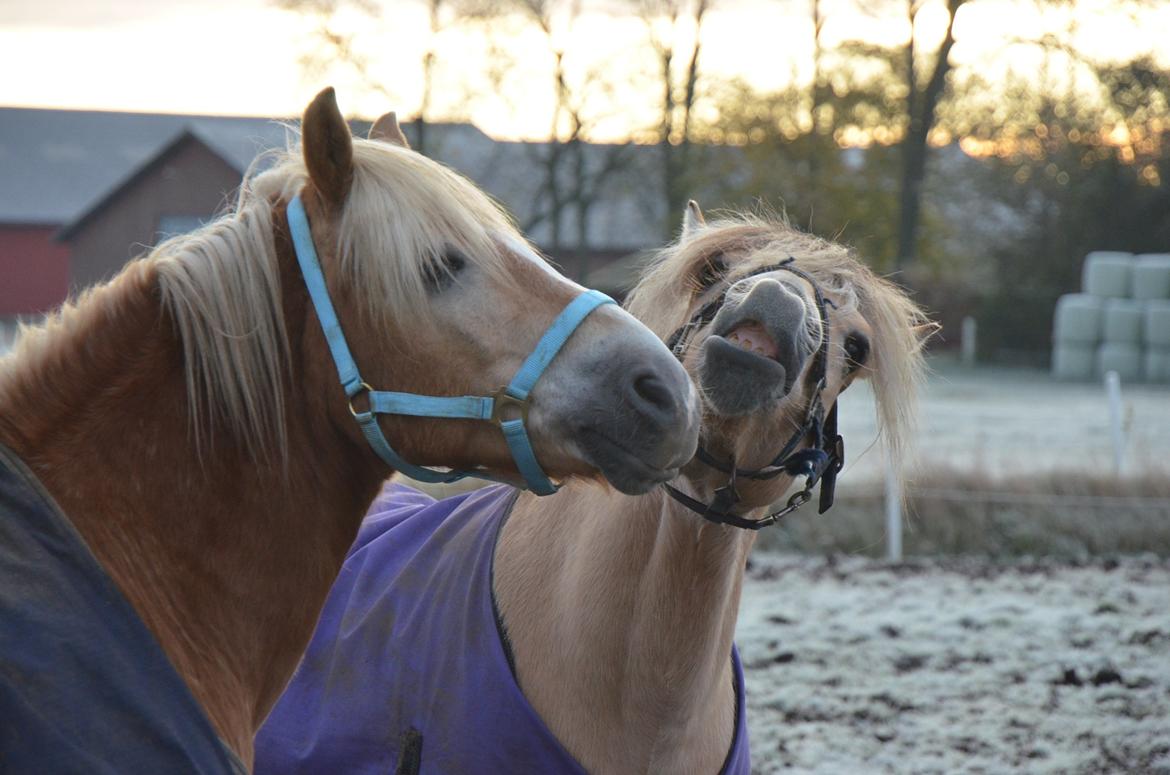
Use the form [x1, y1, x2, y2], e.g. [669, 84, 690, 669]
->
[287, 194, 614, 495]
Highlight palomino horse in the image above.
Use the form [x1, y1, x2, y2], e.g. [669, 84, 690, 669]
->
[0, 89, 698, 772]
[253, 202, 929, 774]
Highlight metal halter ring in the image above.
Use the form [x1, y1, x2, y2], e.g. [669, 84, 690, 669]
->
[347, 382, 375, 418]
[749, 490, 814, 529]
[490, 389, 529, 427]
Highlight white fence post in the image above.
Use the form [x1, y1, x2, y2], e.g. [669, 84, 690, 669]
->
[1105, 370, 1125, 475]
[885, 463, 902, 562]
[960, 316, 977, 368]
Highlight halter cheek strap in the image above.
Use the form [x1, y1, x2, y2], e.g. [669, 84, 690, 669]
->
[287, 194, 614, 495]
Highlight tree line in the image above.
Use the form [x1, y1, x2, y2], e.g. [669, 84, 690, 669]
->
[278, 0, 1170, 362]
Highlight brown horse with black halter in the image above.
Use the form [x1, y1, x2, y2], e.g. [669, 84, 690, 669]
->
[495, 202, 930, 772]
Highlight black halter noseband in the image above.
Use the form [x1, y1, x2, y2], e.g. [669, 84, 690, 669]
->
[662, 258, 845, 530]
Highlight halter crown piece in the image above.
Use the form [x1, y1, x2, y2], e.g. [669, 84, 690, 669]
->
[662, 258, 846, 530]
[287, 194, 615, 495]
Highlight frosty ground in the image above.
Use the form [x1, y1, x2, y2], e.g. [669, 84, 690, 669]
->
[739, 363, 1169, 773]
[738, 556, 1170, 774]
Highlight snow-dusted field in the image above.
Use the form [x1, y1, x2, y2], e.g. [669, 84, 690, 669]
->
[837, 361, 1170, 482]
[735, 364, 1170, 771]
[738, 554, 1170, 774]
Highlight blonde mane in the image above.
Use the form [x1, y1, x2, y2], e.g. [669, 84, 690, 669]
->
[4, 135, 526, 461]
[626, 213, 931, 480]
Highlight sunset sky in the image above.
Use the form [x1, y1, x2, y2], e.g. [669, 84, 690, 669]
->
[1, 0, 1167, 141]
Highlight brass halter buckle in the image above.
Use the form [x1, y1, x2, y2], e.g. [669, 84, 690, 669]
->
[490, 388, 529, 426]
[347, 382, 375, 418]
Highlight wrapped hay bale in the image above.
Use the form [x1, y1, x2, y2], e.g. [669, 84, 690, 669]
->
[1096, 342, 1142, 381]
[1053, 294, 1104, 343]
[1145, 349, 1170, 383]
[1132, 253, 1170, 301]
[1052, 342, 1095, 380]
[1145, 300, 1170, 347]
[1102, 299, 1144, 343]
[1082, 251, 1133, 298]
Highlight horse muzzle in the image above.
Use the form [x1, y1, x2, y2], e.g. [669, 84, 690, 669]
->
[699, 279, 814, 416]
[547, 311, 701, 495]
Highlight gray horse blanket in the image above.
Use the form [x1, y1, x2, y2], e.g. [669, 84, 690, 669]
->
[255, 482, 751, 774]
[0, 442, 244, 774]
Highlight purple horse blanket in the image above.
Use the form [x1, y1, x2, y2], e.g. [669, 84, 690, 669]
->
[256, 482, 750, 774]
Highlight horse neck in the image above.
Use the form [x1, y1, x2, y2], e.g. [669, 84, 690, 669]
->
[0, 249, 387, 765]
[496, 482, 755, 774]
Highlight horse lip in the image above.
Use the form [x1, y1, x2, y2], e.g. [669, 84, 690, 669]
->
[708, 333, 777, 365]
[711, 316, 785, 363]
[698, 336, 791, 416]
[704, 335, 788, 376]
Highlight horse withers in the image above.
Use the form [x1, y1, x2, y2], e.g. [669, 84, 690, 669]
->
[254, 201, 931, 774]
[0, 89, 698, 771]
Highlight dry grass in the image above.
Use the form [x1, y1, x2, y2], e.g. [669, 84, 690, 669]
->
[397, 465, 1170, 557]
[758, 465, 1170, 557]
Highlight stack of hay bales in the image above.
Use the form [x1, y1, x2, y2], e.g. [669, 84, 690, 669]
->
[1135, 254, 1170, 382]
[1052, 252, 1170, 382]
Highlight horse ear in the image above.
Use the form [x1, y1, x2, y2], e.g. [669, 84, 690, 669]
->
[369, 111, 411, 148]
[682, 200, 706, 237]
[302, 87, 354, 208]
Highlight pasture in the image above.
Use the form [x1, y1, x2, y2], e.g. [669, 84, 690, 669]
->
[740, 555, 1170, 774]
[834, 358, 1170, 481]
[742, 360, 1170, 773]
[770, 359, 1170, 556]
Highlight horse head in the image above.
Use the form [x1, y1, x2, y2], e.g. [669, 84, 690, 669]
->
[627, 201, 931, 517]
[265, 89, 699, 495]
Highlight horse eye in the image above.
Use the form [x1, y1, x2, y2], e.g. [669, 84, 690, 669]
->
[425, 248, 468, 291]
[844, 332, 869, 370]
[696, 253, 727, 291]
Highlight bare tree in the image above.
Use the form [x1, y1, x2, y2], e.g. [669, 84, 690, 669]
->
[810, 0, 830, 132]
[275, 0, 454, 156]
[277, 0, 637, 254]
[634, 0, 711, 237]
[895, 0, 964, 268]
[485, 0, 636, 250]
[416, 0, 447, 155]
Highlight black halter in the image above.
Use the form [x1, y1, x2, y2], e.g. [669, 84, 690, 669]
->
[662, 257, 845, 530]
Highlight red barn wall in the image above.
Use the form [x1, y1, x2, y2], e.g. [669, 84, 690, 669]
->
[64, 138, 242, 293]
[0, 225, 70, 316]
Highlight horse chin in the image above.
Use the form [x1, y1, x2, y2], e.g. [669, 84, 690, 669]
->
[699, 336, 790, 417]
[572, 429, 681, 495]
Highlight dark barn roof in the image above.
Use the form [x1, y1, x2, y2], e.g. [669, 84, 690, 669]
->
[55, 130, 240, 240]
[0, 108, 298, 225]
[0, 107, 665, 252]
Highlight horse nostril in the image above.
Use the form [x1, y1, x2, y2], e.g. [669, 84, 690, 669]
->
[630, 372, 676, 416]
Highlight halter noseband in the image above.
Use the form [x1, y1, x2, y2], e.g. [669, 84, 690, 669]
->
[662, 257, 845, 529]
[287, 194, 614, 495]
